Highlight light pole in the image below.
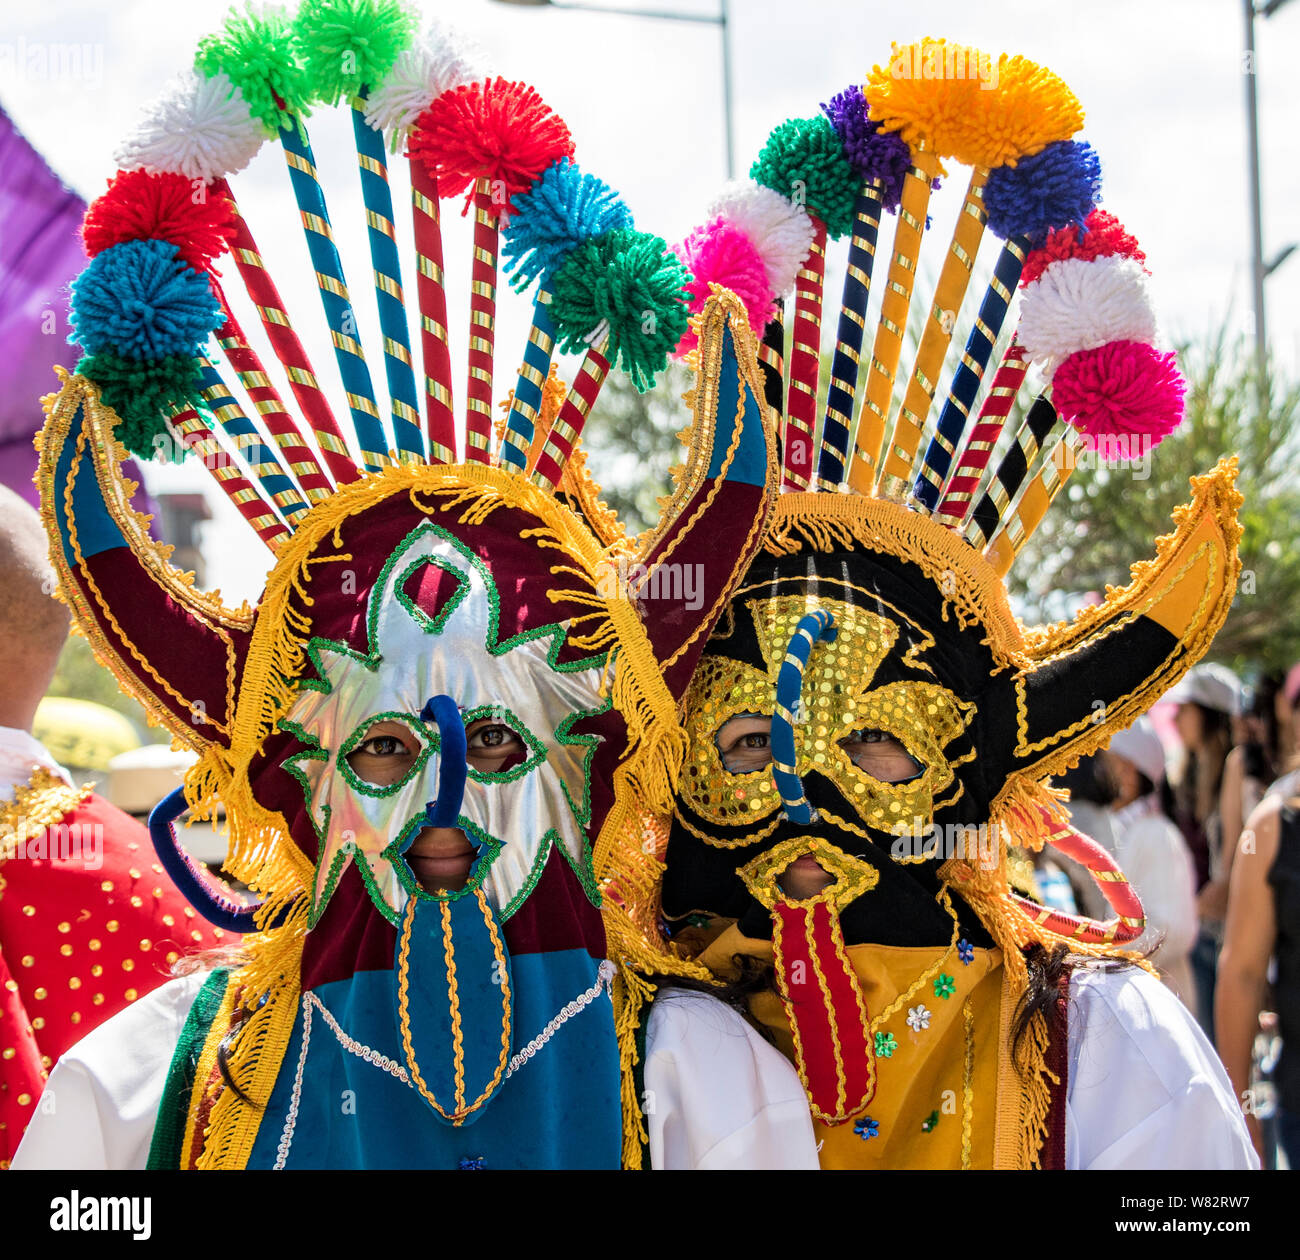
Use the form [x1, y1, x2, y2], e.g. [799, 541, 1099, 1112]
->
[490, 0, 734, 179]
[1243, 0, 1296, 411]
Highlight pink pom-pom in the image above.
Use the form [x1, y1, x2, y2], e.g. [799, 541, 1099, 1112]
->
[671, 216, 773, 355]
[1052, 340, 1185, 449]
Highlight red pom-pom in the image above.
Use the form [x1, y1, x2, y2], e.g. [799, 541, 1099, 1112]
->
[409, 77, 574, 216]
[1021, 209, 1147, 287]
[82, 169, 237, 276]
[1052, 340, 1185, 449]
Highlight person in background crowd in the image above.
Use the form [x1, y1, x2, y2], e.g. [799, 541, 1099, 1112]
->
[0, 487, 226, 1166]
[1267, 666, 1300, 802]
[1056, 753, 1118, 916]
[1221, 674, 1283, 869]
[1104, 720, 1199, 1004]
[1167, 664, 1242, 1041]
[1218, 784, 1300, 1168]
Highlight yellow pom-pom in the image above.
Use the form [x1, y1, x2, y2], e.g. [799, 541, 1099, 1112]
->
[866, 38, 1083, 168]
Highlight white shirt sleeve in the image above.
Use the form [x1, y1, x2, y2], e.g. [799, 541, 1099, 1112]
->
[643, 987, 819, 1170]
[11, 970, 206, 1171]
[1121, 817, 1199, 964]
[1065, 963, 1258, 1170]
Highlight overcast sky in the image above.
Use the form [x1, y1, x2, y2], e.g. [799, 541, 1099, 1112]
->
[2, 0, 1297, 604]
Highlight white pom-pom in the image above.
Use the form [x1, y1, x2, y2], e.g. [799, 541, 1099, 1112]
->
[1018, 256, 1158, 371]
[363, 18, 484, 136]
[114, 71, 265, 184]
[707, 180, 815, 299]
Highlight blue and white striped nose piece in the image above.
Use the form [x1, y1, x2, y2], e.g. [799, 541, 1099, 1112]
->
[770, 608, 837, 825]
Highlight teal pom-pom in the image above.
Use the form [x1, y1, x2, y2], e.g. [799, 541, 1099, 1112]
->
[70, 239, 221, 361]
[292, 0, 416, 105]
[77, 350, 205, 462]
[750, 115, 860, 240]
[550, 228, 690, 392]
[195, 7, 313, 133]
[503, 159, 633, 294]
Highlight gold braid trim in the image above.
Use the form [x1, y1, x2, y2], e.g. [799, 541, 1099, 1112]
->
[763, 493, 1031, 668]
[0, 767, 93, 899]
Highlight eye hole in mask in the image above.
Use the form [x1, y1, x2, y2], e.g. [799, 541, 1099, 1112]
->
[715, 714, 923, 783]
[344, 714, 531, 788]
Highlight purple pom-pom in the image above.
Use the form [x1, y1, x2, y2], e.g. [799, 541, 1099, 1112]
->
[983, 140, 1102, 247]
[821, 85, 912, 213]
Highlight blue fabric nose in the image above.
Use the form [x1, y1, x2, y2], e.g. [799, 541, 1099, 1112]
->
[770, 609, 837, 825]
[420, 694, 467, 827]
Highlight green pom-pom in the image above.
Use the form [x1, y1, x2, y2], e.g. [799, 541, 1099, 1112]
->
[292, 0, 416, 106]
[750, 115, 859, 240]
[195, 7, 313, 133]
[550, 228, 690, 393]
[77, 351, 205, 462]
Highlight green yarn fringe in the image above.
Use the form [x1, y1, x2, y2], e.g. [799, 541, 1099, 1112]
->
[78, 351, 206, 462]
[292, 0, 417, 106]
[550, 228, 691, 393]
[196, 7, 315, 134]
[750, 115, 860, 240]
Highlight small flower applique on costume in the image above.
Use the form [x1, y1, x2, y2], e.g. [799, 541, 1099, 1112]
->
[907, 1004, 931, 1032]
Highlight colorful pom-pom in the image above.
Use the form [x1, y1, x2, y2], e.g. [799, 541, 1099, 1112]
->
[1052, 340, 1185, 447]
[83, 170, 237, 276]
[409, 77, 574, 214]
[502, 159, 633, 292]
[1021, 209, 1146, 287]
[292, 0, 417, 106]
[867, 39, 1083, 168]
[114, 71, 265, 184]
[1018, 255, 1156, 369]
[821, 84, 912, 212]
[550, 228, 690, 391]
[672, 217, 773, 355]
[982, 139, 1100, 245]
[363, 17, 483, 136]
[70, 239, 221, 361]
[76, 349, 206, 461]
[195, 7, 313, 133]
[750, 115, 860, 240]
[706, 181, 815, 299]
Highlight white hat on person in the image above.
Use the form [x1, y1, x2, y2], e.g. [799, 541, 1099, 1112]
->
[1165, 663, 1243, 717]
[1108, 716, 1168, 786]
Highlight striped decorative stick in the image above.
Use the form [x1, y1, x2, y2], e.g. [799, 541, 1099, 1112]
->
[278, 118, 390, 472]
[757, 301, 786, 421]
[167, 405, 291, 551]
[409, 157, 457, 463]
[961, 395, 1060, 549]
[782, 217, 828, 490]
[194, 359, 310, 527]
[530, 339, 611, 492]
[846, 144, 941, 492]
[500, 292, 557, 472]
[934, 342, 1029, 527]
[817, 186, 882, 489]
[984, 423, 1080, 576]
[465, 178, 499, 464]
[210, 282, 333, 504]
[912, 234, 1029, 513]
[214, 180, 358, 487]
[876, 166, 989, 499]
[351, 96, 425, 462]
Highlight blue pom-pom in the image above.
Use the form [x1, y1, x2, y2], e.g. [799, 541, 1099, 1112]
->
[821, 85, 912, 212]
[502, 158, 634, 293]
[70, 238, 221, 361]
[983, 140, 1102, 247]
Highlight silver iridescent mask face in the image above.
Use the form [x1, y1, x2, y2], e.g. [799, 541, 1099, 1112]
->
[281, 520, 608, 926]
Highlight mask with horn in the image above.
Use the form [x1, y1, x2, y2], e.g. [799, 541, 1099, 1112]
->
[35, 1, 774, 1170]
[650, 39, 1241, 1170]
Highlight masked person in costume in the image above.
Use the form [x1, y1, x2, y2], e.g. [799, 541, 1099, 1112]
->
[0, 488, 229, 1167]
[632, 42, 1257, 1170]
[14, 2, 783, 1170]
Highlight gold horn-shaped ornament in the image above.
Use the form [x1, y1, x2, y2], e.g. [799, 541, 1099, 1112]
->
[1002, 457, 1242, 790]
